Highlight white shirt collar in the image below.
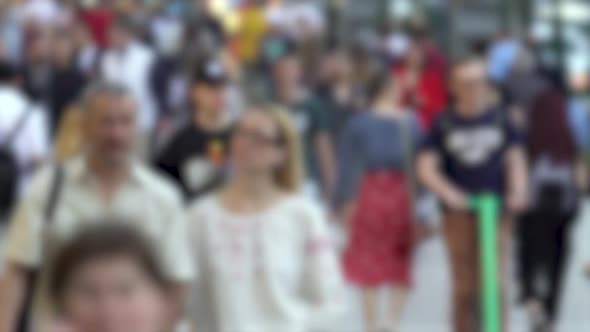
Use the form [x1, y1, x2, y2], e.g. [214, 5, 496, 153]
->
[69, 155, 147, 188]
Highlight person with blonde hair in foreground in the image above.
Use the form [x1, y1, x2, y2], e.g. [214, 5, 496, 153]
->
[186, 104, 344, 332]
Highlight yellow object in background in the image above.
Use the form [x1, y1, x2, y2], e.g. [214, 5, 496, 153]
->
[237, 5, 268, 63]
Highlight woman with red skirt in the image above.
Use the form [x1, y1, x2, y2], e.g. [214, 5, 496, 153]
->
[334, 72, 421, 332]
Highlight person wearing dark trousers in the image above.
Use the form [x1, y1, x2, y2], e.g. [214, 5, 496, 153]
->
[517, 88, 586, 332]
[47, 30, 87, 137]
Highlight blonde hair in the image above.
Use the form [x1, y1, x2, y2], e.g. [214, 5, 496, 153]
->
[254, 104, 304, 193]
[54, 104, 84, 162]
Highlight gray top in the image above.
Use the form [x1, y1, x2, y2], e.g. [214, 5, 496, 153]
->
[334, 111, 421, 207]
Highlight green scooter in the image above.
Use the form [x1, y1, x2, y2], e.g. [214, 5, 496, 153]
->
[470, 193, 502, 332]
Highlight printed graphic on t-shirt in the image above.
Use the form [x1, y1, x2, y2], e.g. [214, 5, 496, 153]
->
[444, 126, 505, 166]
[207, 139, 226, 166]
[182, 157, 217, 192]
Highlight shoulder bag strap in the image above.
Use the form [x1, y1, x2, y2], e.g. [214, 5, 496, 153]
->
[44, 165, 65, 222]
[17, 165, 65, 332]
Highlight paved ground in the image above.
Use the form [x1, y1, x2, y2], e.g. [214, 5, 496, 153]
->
[334, 202, 590, 332]
[1, 202, 589, 332]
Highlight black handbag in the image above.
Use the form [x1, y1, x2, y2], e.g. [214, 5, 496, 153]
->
[16, 165, 64, 332]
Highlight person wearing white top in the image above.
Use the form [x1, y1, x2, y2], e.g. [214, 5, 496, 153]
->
[187, 105, 344, 332]
[0, 82, 194, 332]
[0, 63, 49, 195]
[19, 0, 62, 27]
[100, 17, 157, 151]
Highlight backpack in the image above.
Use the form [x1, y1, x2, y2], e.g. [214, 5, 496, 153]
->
[529, 156, 578, 214]
[0, 107, 32, 219]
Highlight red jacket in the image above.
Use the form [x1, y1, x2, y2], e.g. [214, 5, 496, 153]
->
[394, 63, 448, 131]
[79, 8, 114, 48]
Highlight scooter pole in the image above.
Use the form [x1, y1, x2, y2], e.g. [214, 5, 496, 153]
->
[470, 193, 501, 332]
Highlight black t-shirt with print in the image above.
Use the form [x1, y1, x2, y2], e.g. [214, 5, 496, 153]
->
[155, 124, 232, 201]
[420, 107, 523, 195]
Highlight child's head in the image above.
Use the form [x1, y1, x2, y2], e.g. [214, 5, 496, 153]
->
[50, 221, 172, 332]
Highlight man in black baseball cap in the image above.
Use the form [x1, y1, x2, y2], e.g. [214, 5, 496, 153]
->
[155, 58, 233, 201]
[192, 58, 229, 86]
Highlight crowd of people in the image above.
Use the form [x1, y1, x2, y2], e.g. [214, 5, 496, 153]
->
[0, 1, 589, 332]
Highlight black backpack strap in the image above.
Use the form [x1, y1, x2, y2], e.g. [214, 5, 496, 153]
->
[44, 164, 65, 222]
[16, 165, 65, 332]
[2, 105, 33, 149]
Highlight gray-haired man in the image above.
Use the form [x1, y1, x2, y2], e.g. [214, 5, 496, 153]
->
[0, 82, 194, 332]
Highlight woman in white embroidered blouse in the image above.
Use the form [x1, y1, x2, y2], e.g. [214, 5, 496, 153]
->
[187, 105, 344, 332]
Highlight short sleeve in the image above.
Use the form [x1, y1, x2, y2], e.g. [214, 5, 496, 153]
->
[154, 131, 183, 182]
[419, 116, 444, 153]
[504, 115, 524, 148]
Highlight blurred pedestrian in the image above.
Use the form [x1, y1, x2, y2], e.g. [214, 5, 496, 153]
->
[394, 41, 448, 131]
[254, 16, 294, 98]
[72, 21, 101, 79]
[417, 56, 527, 332]
[21, 30, 53, 104]
[0, 60, 49, 220]
[47, 222, 177, 332]
[100, 16, 157, 157]
[0, 82, 194, 332]
[155, 58, 233, 201]
[19, 0, 62, 29]
[47, 30, 87, 137]
[272, 52, 336, 199]
[187, 105, 343, 332]
[294, 9, 325, 86]
[335, 73, 419, 332]
[0, 3, 25, 65]
[111, 0, 151, 36]
[186, 0, 226, 60]
[405, 17, 448, 77]
[487, 31, 521, 85]
[236, 0, 268, 67]
[148, 5, 186, 136]
[78, 0, 115, 49]
[316, 48, 361, 148]
[518, 89, 586, 331]
[258, 16, 294, 72]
